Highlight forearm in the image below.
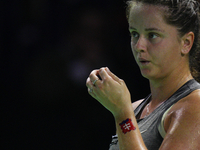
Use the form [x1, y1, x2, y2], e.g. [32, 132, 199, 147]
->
[115, 109, 147, 150]
[86, 67, 147, 149]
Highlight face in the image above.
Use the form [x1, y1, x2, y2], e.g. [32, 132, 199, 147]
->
[129, 3, 184, 80]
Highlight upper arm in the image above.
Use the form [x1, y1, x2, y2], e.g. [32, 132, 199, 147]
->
[159, 90, 200, 150]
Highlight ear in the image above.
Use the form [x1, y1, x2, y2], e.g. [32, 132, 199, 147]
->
[181, 32, 194, 55]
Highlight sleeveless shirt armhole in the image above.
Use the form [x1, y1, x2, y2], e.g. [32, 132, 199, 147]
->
[158, 105, 173, 138]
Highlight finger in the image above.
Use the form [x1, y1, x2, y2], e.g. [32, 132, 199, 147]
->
[98, 67, 110, 81]
[105, 67, 121, 83]
[86, 77, 98, 89]
[86, 77, 97, 97]
[86, 77, 92, 88]
[92, 78, 99, 86]
[87, 87, 97, 97]
[89, 69, 101, 86]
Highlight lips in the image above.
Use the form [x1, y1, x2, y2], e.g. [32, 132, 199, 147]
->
[138, 58, 150, 65]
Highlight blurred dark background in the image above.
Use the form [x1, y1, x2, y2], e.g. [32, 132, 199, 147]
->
[1, 0, 149, 149]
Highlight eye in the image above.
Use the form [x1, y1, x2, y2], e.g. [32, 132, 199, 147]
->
[130, 31, 139, 38]
[149, 33, 159, 39]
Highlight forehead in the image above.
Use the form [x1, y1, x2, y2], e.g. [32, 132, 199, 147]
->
[128, 3, 166, 29]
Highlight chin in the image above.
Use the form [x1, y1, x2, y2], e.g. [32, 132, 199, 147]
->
[140, 70, 157, 80]
[140, 69, 151, 77]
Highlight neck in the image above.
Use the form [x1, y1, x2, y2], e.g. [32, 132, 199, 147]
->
[149, 70, 193, 107]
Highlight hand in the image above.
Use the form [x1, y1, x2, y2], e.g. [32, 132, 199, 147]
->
[86, 67, 133, 117]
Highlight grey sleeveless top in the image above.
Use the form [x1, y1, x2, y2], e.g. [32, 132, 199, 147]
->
[109, 79, 200, 150]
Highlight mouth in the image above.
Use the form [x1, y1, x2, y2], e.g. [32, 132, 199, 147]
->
[138, 58, 150, 65]
[140, 61, 150, 65]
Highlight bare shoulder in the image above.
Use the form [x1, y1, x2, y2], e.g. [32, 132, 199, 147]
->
[165, 89, 200, 126]
[171, 89, 200, 113]
[171, 89, 200, 122]
[132, 99, 144, 111]
[161, 89, 200, 149]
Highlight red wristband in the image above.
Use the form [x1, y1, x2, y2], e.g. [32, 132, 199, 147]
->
[119, 118, 136, 134]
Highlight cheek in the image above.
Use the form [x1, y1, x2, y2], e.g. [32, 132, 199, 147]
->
[149, 43, 170, 67]
[131, 41, 136, 54]
[130, 39, 134, 49]
[131, 38, 139, 52]
[152, 44, 180, 70]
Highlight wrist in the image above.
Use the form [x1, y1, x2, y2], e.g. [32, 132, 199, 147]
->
[113, 105, 134, 121]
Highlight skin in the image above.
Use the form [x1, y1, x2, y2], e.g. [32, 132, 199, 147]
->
[86, 3, 200, 150]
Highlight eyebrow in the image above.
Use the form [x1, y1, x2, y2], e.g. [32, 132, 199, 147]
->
[129, 27, 165, 33]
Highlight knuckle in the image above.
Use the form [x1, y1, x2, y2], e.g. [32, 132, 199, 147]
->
[100, 67, 106, 71]
[119, 79, 124, 83]
[89, 73, 93, 78]
[120, 79, 124, 82]
[89, 69, 98, 77]
[98, 84, 103, 90]
[103, 77, 109, 82]
[86, 78, 91, 86]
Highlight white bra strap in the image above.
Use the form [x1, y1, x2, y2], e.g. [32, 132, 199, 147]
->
[158, 105, 173, 138]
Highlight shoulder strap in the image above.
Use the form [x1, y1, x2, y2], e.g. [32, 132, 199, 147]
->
[158, 105, 173, 138]
[134, 94, 151, 117]
[135, 79, 200, 131]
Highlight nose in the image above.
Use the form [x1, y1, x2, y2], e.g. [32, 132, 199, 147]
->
[132, 36, 147, 53]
